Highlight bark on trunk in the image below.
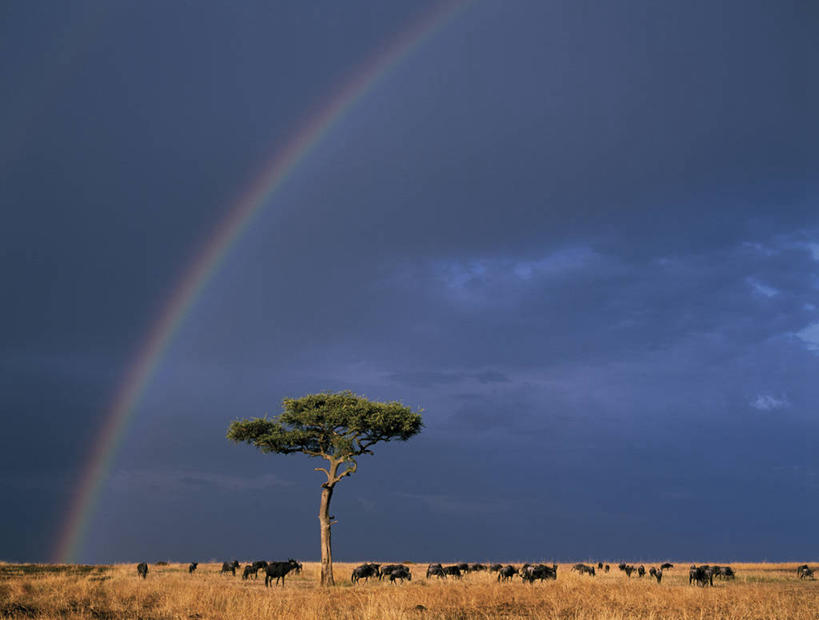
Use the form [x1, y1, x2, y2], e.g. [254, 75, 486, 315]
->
[319, 460, 339, 586]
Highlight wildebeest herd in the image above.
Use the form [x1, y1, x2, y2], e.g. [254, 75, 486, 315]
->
[134, 559, 302, 586]
[134, 560, 818, 586]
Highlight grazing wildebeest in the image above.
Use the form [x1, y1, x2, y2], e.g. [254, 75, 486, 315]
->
[689, 565, 713, 587]
[660, 562, 674, 570]
[497, 565, 518, 582]
[649, 567, 663, 584]
[712, 566, 735, 580]
[264, 559, 301, 587]
[470, 563, 487, 572]
[623, 565, 635, 577]
[637, 565, 646, 578]
[617, 563, 627, 572]
[220, 560, 240, 576]
[247, 561, 267, 579]
[521, 564, 557, 583]
[387, 566, 412, 583]
[188, 562, 198, 574]
[572, 563, 595, 576]
[797, 564, 814, 579]
[352, 563, 381, 584]
[136, 562, 148, 579]
[456, 563, 470, 573]
[604, 564, 610, 573]
[443, 565, 463, 578]
[426, 563, 446, 580]
[378, 564, 404, 581]
[489, 563, 503, 573]
[597, 562, 603, 569]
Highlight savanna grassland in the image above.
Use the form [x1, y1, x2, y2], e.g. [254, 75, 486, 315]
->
[0, 561, 817, 619]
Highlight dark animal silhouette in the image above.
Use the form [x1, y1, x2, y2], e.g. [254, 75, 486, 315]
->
[137, 563, 148, 579]
[712, 565, 735, 580]
[220, 560, 240, 576]
[443, 565, 462, 578]
[597, 562, 603, 569]
[456, 563, 469, 573]
[489, 563, 503, 572]
[264, 559, 301, 587]
[660, 562, 674, 570]
[572, 563, 595, 576]
[387, 566, 412, 583]
[623, 565, 635, 577]
[378, 564, 405, 581]
[637, 565, 646, 578]
[604, 564, 610, 573]
[188, 562, 198, 574]
[617, 563, 627, 571]
[497, 565, 518, 582]
[426, 563, 446, 579]
[247, 561, 268, 579]
[470, 563, 487, 572]
[689, 565, 713, 587]
[521, 564, 557, 583]
[797, 564, 814, 579]
[352, 563, 381, 584]
[649, 567, 663, 583]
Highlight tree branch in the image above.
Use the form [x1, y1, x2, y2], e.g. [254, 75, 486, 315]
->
[333, 459, 358, 484]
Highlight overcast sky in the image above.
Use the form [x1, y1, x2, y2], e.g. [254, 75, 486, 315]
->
[2, 0, 818, 564]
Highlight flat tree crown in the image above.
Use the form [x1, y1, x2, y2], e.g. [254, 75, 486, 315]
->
[227, 391, 423, 459]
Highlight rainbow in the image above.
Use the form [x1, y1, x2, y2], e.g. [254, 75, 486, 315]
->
[53, 0, 473, 563]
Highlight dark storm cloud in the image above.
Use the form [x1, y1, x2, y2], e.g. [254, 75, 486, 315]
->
[1, 0, 818, 562]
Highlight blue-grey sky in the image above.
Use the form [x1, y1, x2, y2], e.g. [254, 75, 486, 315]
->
[2, 0, 818, 563]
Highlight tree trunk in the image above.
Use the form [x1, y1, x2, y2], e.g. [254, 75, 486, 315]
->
[319, 460, 339, 586]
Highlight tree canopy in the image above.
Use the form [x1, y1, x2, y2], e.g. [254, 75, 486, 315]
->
[227, 390, 422, 465]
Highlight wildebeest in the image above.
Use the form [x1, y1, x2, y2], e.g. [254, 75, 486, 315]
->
[689, 565, 714, 587]
[712, 565, 735, 580]
[597, 562, 603, 569]
[456, 562, 469, 573]
[264, 559, 301, 587]
[660, 562, 674, 570]
[387, 566, 412, 583]
[572, 563, 595, 576]
[136, 562, 148, 579]
[220, 560, 240, 576]
[497, 565, 518, 582]
[521, 564, 557, 583]
[637, 565, 646, 578]
[378, 564, 405, 581]
[604, 564, 610, 573]
[649, 567, 663, 584]
[248, 561, 268, 579]
[443, 565, 463, 578]
[243, 564, 267, 580]
[617, 563, 627, 571]
[470, 563, 487, 572]
[426, 563, 446, 580]
[489, 563, 503, 573]
[797, 564, 815, 580]
[188, 562, 198, 574]
[623, 564, 635, 577]
[351, 563, 381, 584]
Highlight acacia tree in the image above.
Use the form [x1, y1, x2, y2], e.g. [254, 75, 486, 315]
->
[226, 390, 422, 586]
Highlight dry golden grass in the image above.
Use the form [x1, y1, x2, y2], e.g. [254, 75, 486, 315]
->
[0, 561, 817, 619]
